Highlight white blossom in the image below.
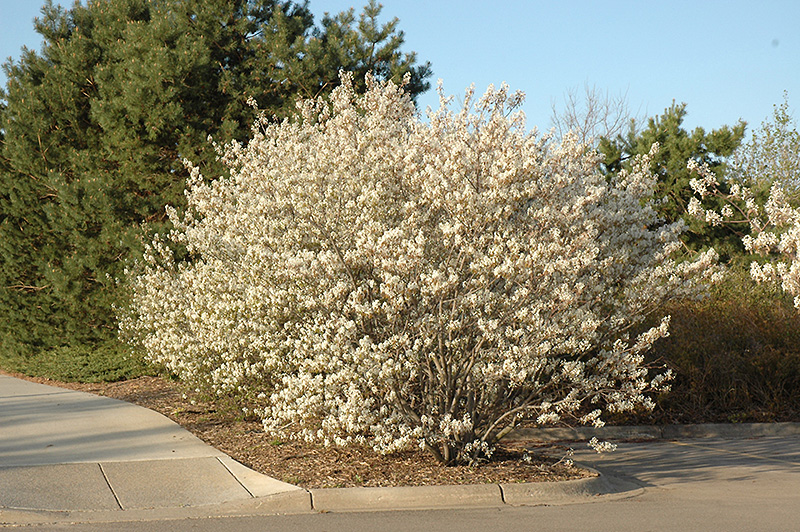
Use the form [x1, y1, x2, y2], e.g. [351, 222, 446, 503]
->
[121, 73, 716, 465]
[588, 437, 617, 453]
[689, 159, 800, 309]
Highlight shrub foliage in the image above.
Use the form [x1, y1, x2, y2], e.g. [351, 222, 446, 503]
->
[123, 74, 718, 464]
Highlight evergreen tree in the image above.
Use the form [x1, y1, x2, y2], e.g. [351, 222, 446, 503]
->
[0, 0, 431, 374]
[598, 102, 746, 256]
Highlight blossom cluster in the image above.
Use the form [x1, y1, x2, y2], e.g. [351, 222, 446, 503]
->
[122, 73, 717, 464]
[689, 159, 800, 307]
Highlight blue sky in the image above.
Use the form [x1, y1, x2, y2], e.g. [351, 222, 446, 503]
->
[2, 0, 798, 136]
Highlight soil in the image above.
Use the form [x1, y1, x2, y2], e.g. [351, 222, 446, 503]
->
[3, 371, 592, 489]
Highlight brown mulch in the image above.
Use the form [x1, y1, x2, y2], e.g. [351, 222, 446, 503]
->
[2, 371, 592, 489]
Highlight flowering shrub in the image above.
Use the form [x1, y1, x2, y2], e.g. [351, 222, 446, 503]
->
[689, 160, 800, 307]
[122, 73, 718, 464]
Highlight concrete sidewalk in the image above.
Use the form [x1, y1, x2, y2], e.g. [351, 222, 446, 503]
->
[0, 375, 310, 519]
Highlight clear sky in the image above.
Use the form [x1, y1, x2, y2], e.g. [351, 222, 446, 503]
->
[2, 0, 798, 136]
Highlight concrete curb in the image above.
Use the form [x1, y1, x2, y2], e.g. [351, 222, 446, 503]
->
[0, 467, 640, 525]
[500, 468, 643, 506]
[310, 483, 504, 513]
[281, 421, 800, 515]
[506, 421, 800, 443]
[306, 467, 644, 513]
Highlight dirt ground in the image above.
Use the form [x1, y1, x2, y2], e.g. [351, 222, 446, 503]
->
[4, 372, 592, 488]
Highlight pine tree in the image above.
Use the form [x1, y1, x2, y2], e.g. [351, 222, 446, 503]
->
[0, 0, 431, 376]
[599, 102, 746, 257]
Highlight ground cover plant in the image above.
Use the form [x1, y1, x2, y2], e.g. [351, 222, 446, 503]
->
[122, 73, 720, 466]
[0, 341, 152, 384]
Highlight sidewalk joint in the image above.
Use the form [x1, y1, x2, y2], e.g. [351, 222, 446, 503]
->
[216, 456, 255, 498]
[97, 463, 124, 510]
